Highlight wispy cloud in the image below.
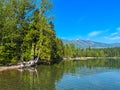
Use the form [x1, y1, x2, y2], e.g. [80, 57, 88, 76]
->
[104, 36, 120, 41]
[88, 31, 101, 37]
[111, 36, 120, 40]
[86, 28, 120, 43]
[116, 27, 120, 31]
[104, 27, 120, 42]
[111, 32, 118, 36]
[85, 27, 120, 43]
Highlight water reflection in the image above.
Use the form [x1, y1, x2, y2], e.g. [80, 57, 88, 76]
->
[0, 59, 120, 90]
[19, 68, 40, 90]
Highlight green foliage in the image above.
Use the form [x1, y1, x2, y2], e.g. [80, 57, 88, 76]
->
[64, 44, 77, 58]
[63, 44, 120, 58]
[0, 0, 64, 64]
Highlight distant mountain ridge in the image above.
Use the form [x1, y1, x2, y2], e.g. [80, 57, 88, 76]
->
[62, 39, 120, 48]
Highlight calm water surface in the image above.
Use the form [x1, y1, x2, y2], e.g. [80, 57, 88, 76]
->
[0, 59, 120, 90]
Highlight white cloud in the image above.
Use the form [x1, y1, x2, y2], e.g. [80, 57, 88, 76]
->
[105, 36, 120, 41]
[88, 31, 101, 37]
[87, 27, 120, 43]
[111, 36, 120, 40]
[117, 27, 120, 31]
[109, 27, 120, 36]
[104, 27, 120, 42]
[111, 32, 118, 36]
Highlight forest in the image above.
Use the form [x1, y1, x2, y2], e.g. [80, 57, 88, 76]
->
[64, 44, 120, 58]
[0, 0, 120, 65]
[0, 0, 64, 64]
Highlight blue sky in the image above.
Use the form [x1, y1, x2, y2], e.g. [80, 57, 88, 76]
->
[52, 0, 120, 43]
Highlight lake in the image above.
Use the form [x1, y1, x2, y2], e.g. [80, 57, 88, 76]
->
[0, 59, 120, 90]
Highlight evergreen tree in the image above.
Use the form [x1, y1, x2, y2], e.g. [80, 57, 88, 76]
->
[0, 0, 64, 64]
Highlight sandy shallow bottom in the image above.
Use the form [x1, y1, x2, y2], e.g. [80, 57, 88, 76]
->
[0, 66, 18, 72]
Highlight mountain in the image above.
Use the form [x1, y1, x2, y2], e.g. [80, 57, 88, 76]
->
[62, 39, 120, 48]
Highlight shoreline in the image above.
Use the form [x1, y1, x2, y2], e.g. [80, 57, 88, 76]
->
[0, 57, 120, 72]
[0, 66, 19, 72]
[63, 57, 120, 61]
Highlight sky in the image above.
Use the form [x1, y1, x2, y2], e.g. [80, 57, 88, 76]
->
[52, 0, 120, 43]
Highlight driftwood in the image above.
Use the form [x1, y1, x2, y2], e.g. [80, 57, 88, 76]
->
[18, 58, 39, 69]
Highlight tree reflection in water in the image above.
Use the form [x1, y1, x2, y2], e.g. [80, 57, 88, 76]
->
[0, 59, 120, 90]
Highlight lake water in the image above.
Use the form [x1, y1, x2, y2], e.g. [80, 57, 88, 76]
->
[0, 59, 120, 90]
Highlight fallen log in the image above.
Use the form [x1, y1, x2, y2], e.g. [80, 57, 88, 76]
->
[18, 59, 38, 69]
